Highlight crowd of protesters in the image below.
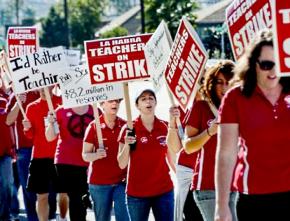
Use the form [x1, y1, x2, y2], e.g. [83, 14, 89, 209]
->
[1, 29, 290, 221]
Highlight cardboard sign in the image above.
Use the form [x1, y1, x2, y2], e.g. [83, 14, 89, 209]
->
[144, 21, 172, 91]
[64, 48, 81, 67]
[226, 0, 272, 60]
[7, 26, 38, 58]
[164, 18, 208, 111]
[0, 51, 12, 89]
[85, 34, 152, 85]
[58, 65, 123, 108]
[9, 46, 69, 94]
[272, 0, 290, 77]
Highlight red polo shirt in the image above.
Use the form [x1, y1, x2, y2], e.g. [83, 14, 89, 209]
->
[177, 150, 198, 169]
[119, 116, 173, 197]
[24, 96, 62, 159]
[54, 106, 94, 167]
[7, 92, 39, 149]
[219, 86, 290, 194]
[0, 97, 13, 157]
[185, 100, 217, 190]
[84, 115, 127, 185]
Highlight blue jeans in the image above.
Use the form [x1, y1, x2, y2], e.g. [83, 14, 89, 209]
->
[126, 190, 174, 221]
[11, 161, 20, 219]
[0, 155, 13, 220]
[89, 183, 129, 221]
[16, 148, 38, 221]
[193, 190, 238, 221]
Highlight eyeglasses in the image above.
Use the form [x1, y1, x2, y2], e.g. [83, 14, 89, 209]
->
[256, 60, 275, 71]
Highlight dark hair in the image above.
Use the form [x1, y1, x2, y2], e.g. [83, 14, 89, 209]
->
[233, 29, 290, 97]
[202, 60, 235, 108]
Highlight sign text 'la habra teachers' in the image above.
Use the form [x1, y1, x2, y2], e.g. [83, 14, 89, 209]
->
[85, 34, 152, 85]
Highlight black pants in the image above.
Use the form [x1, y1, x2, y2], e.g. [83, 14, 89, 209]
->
[237, 191, 290, 221]
[183, 190, 203, 221]
[55, 164, 88, 221]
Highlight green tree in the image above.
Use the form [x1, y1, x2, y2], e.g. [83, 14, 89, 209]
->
[69, 0, 105, 49]
[40, 7, 67, 47]
[99, 26, 128, 38]
[21, 7, 36, 26]
[145, 0, 199, 37]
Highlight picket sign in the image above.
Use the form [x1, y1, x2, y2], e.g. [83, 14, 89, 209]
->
[163, 22, 185, 139]
[2, 51, 27, 119]
[85, 34, 152, 134]
[92, 103, 104, 150]
[226, 0, 272, 60]
[271, 0, 290, 77]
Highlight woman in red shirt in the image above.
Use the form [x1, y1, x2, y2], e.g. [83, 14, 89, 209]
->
[184, 60, 236, 221]
[118, 89, 178, 221]
[46, 104, 94, 221]
[215, 29, 290, 220]
[83, 99, 129, 221]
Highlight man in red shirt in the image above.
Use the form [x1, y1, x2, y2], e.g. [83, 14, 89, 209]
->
[23, 86, 64, 221]
[6, 91, 40, 221]
[0, 85, 14, 220]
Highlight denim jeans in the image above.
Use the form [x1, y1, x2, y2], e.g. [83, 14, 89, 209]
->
[127, 190, 174, 221]
[16, 148, 38, 221]
[193, 190, 238, 221]
[0, 155, 13, 220]
[89, 183, 129, 221]
[11, 161, 20, 219]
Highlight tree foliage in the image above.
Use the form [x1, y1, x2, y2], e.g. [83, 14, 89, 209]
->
[40, 7, 67, 47]
[40, 0, 106, 49]
[145, 0, 199, 37]
[99, 27, 128, 39]
[69, 0, 105, 48]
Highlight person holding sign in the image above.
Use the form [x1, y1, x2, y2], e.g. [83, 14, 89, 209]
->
[45, 104, 94, 221]
[83, 99, 129, 221]
[183, 60, 237, 221]
[118, 89, 177, 221]
[6, 91, 40, 221]
[22, 86, 63, 221]
[215, 29, 290, 221]
[0, 93, 14, 221]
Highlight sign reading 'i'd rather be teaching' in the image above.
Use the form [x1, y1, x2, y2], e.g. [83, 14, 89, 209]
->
[85, 34, 152, 85]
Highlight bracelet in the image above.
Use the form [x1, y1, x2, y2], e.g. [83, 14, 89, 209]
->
[206, 128, 212, 136]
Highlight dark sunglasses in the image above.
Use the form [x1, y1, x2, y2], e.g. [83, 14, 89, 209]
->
[256, 60, 275, 71]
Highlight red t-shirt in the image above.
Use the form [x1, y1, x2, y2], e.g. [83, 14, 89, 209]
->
[177, 150, 198, 169]
[84, 115, 127, 185]
[0, 97, 13, 157]
[219, 86, 290, 194]
[54, 106, 94, 167]
[24, 96, 62, 159]
[185, 100, 217, 190]
[119, 116, 173, 197]
[7, 92, 39, 149]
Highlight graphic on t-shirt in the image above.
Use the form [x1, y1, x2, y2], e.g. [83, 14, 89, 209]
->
[67, 114, 94, 138]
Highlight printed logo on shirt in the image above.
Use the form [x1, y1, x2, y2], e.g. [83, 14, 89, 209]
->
[157, 136, 166, 147]
[207, 118, 215, 127]
[101, 123, 106, 128]
[66, 112, 73, 117]
[284, 95, 290, 108]
[140, 137, 148, 144]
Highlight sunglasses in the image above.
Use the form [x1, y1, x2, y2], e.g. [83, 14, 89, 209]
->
[256, 60, 275, 71]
